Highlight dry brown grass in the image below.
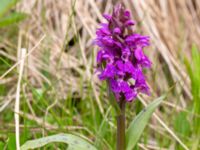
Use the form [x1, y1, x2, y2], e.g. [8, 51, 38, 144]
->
[13, 0, 199, 101]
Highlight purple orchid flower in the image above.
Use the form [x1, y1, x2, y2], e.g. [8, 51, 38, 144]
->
[95, 4, 151, 102]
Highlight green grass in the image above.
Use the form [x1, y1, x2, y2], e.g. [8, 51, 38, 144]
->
[1, 45, 199, 149]
[185, 45, 200, 150]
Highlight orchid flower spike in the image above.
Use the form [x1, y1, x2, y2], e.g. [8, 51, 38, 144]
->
[95, 4, 151, 102]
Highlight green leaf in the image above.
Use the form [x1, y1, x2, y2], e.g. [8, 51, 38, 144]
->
[20, 133, 97, 150]
[0, 0, 19, 18]
[7, 133, 16, 150]
[185, 44, 200, 149]
[185, 44, 200, 134]
[126, 95, 166, 150]
[0, 12, 26, 27]
[0, 141, 5, 150]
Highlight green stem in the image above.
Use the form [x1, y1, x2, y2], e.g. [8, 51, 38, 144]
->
[116, 99, 126, 150]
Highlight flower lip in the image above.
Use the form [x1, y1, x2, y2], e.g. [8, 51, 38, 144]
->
[134, 47, 143, 61]
[113, 27, 121, 34]
[124, 10, 131, 18]
[125, 20, 135, 26]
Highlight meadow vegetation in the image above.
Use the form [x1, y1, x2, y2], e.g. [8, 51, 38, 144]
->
[0, 0, 200, 149]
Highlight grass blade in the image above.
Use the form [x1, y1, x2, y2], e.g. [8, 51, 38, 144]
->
[20, 133, 97, 150]
[185, 45, 200, 150]
[126, 95, 166, 150]
[0, 0, 19, 18]
[0, 12, 26, 27]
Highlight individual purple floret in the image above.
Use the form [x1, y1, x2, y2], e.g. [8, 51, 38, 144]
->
[95, 4, 151, 102]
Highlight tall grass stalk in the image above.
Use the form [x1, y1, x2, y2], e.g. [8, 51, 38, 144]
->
[185, 45, 200, 150]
